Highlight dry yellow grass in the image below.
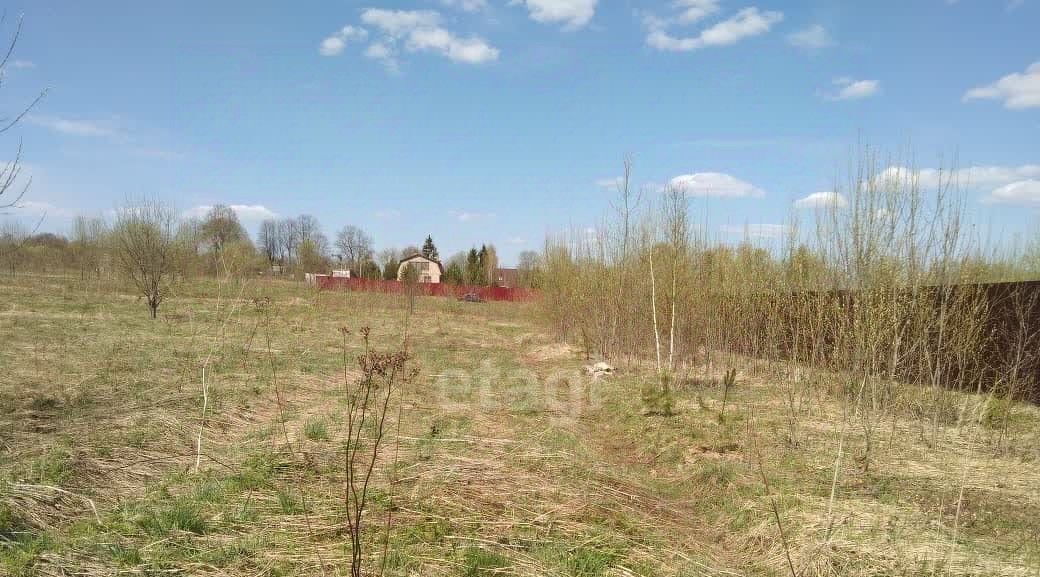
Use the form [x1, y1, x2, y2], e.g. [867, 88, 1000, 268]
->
[1, 273, 1038, 576]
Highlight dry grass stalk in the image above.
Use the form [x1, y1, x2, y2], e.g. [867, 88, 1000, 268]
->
[342, 326, 417, 577]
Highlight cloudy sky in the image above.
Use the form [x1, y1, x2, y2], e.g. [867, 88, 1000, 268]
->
[3, 1, 1038, 263]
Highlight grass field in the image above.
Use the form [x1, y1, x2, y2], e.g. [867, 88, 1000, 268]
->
[2, 273, 1039, 576]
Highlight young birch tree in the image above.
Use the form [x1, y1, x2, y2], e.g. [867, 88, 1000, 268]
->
[114, 200, 178, 319]
[663, 182, 689, 371]
[608, 156, 641, 358]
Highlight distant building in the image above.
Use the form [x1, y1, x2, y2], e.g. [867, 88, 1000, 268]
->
[332, 269, 351, 278]
[397, 253, 443, 284]
[494, 267, 519, 288]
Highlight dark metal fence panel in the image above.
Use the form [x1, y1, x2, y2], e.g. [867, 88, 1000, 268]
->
[746, 281, 1040, 403]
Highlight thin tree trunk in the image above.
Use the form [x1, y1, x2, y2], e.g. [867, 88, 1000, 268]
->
[669, 251, 677, 372]
[650, 246, 662, 374]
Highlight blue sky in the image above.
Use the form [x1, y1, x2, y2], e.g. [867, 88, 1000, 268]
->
[3, 0, 1039, 264]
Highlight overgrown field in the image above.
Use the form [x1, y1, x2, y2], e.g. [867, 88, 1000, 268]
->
[2, 274, 1039, 576]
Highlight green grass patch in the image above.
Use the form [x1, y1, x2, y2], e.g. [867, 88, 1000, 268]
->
[135, 497, 209, 536]
[228, 450, 283, 492]
[460, 546, 510, 576]
[303, 418, 329, 441]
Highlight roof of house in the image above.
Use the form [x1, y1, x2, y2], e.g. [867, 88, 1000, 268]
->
[398, 253, 444, 274]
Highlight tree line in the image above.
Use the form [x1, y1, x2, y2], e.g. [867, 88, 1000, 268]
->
[0, 201, 544, 316]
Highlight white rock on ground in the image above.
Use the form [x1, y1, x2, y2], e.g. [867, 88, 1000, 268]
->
[584, 361, 615, 379]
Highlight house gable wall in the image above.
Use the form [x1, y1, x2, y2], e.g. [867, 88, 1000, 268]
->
[397, 254, 442, 284]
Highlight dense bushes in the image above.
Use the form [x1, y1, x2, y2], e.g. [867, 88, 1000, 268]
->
[540, 152, 1040, 404]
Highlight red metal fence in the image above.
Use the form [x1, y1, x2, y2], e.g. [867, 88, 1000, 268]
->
[315, 276, 538, 303]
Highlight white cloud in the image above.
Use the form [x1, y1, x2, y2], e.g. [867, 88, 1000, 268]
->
[878, 164, 1040, 189]
[374, 209, 401, 219]
[184, 204, 278, 222]
[228, 205, 278, 221]
[10, 60, 35, 69]
[319, 25, 368, 56]
[963, 62, 1040, 110]
[674, 0, 720, 24]
[595, 177, 622, 189]
[440, 0, 488, 12]
[356, 9, 498, 68]
[361, 9, 441, 36]
[453, 210, 496, 222]
[953, 164, 1040, 185]
[364, 42, 393, 59]
[12, 200, 76, 219]
[720, 223, 790, 239]
[512, 0, 598, 30]
[787, 24, 832, 49]
[27, 115, 119, 137]
[795, 191, 847, 209]
[25, 115, 180, 161]
[668, 172, 765, 198]
[363, 41, 399, 72]
[698, 8, 783, 46]
[982, 180, 1040, 206]
[407, 27, 500, 63]
[647, 7, 783, 52]
[826, 77, 879, 100]
[507, 236, 526, 245]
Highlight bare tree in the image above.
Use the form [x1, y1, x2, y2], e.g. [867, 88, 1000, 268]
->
[0, 14, 46, 212]
[269, 214, 324, 271]
[517, 250, 542, 289]
[662, 182, 689, 372]
[257, 218, 281, 266]
[113, 200, 178, 318]
[295, 214, 322, 246]
[0, 13, 46, 279]
[278, 218, 297, 265]
[335, 225, 373, 275]
[0, 218, 27, 273]
[610, 157, 643, 357]
[176, 216, 204, 258]
[71, 215, 108, 280]
[309, 229, 331, 261]
[200, 204, 249, 253]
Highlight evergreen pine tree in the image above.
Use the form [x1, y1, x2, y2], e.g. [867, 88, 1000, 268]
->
[421, 235, 439, 260]
[477, 245, 489, 286]
[465, 248, 480, 285]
